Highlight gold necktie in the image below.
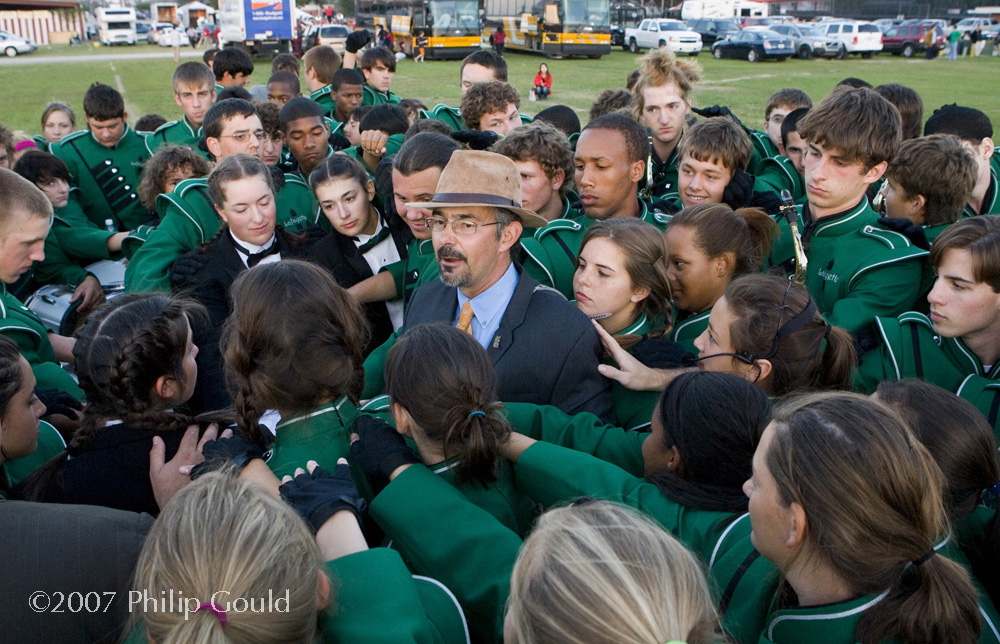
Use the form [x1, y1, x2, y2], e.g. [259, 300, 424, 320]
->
[456, 301, 474, 335]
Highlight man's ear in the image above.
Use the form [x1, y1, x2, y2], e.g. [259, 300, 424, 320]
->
[499, 220, 523, 253]
[863, 160, 888, 185]
[550, 167, 566, 193]
[206, 137, 222, 160]
[629, 159, 646, 184]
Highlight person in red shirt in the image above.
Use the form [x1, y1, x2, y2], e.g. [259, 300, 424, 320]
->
[533, 62, 552, 100]
[493, 25, 505, 56]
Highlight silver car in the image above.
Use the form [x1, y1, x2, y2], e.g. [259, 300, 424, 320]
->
[0, 29, 36, 57]
[770, 23, 840, 59]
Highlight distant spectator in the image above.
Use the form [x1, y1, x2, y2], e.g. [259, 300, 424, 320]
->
[533, 63, 552, 100]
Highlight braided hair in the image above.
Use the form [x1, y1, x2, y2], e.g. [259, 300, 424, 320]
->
[14, 294, 208, 502]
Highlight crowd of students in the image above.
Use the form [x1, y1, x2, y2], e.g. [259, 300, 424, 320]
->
[0, 31, 999, 644]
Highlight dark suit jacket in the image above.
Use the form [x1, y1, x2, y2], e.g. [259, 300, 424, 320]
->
[172, 229, 308, 412]
[306, 215, 411, 355]
[0, 500, 152, 643]
[404, 266, 617, 424]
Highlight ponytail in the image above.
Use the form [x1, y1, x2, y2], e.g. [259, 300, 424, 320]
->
[670, 204, 779, 279]
[734, 206, 778, 274]
[385, 323, 510, 487]
[817, 325, 855, 390]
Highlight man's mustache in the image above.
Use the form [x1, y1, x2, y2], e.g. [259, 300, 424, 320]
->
[437, 246, 467, 262]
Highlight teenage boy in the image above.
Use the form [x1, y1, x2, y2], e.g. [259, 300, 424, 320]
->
[212, 47, 254, 93]
[266, 70, 301, 108]
[882, 134, 978, 244]
[0, 169, 82, 398]
[147, 62, 217, 156]
[459, 81, 522, 136]
[303, 45, 344, 119]
[631, 48, 701, 200]
[326, 69, 365, 127]
[753, 107, 809, 203]
[855, 218, 1000, 415]
[52, 83, 149, 253]
[280, 97, 333, 180]
[673, 117, 753, 210]
[751, 87, 812, 166]
[521, 114, 672, 298]
[492, 121, 577, 225]
[342, 104, 409, 178]
[423, 50, 509, 130]
[124, 99, 319, 292]
[772, 87, 927, 336]
[359, 46, 402, 106]
[924, 104, 999, 216]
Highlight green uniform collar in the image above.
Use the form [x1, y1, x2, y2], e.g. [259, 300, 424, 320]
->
[763, 590, 890, 643]
[310, 84, 333, 101]
[177, 115, 202, 138]
[616, 312, 654, 336]
[804, 198, 874, 238]
[275, 397, 357, 440]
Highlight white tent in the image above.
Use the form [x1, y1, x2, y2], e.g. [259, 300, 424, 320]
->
[177, 0, 215, 28]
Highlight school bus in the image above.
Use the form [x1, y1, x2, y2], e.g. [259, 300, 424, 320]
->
[484, 0, 611, 58]
[354, 0, 484, 59]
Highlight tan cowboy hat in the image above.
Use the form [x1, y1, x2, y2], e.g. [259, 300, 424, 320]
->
[406, 150, 550, 229]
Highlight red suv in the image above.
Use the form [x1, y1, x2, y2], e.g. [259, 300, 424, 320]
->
[882, 22, 944, 57]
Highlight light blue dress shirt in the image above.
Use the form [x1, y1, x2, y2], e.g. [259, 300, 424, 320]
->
[453, 262, 519, 349]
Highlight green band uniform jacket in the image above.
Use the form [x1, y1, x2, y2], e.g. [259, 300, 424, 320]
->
[752, 155, 806, 204]
[144, 115, 209, 158]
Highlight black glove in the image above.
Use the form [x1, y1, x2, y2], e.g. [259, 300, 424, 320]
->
[744, 190, 783, 216]
[692, 104, 744, 128]
[450, 129, 501, 151]
[878, 217, 930, 251]
[721, 169, 754, 209]
[629, 337, 694, 369]
[279, 462, 366, 533]
[345, 29, 372, 54]
[35, 388, 83, 420]
[189, 431, 265, 479]
[349, 415, 419, 479]
[170, 250, 211, 290]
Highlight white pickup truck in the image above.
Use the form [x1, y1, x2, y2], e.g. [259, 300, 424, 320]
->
[625, 18, 702, 55]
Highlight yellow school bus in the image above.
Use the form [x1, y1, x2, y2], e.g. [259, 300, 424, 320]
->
[484, 0, 610, 58]
[355, 0, 484, 59]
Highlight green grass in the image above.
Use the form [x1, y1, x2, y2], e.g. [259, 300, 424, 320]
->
[1, 46, 996, 135]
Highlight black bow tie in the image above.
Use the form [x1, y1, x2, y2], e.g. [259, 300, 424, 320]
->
[354, 225, 391, 254]
[231, 236, 280, 267]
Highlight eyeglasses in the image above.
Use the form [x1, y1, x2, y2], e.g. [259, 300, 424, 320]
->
[424, 217, 500, 236]
[219, 130, 270, 143]
[767, 114, 786, 125]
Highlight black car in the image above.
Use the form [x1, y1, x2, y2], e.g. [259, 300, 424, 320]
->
[711, 27, 794, 61]
[686, 18, 739, 46]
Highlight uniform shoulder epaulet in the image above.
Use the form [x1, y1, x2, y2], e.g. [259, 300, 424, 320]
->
[359, 394, 391, 412]
[535, 218, 582, 239]
[311, 85, 333, 99]
[153, 120, 180, 136]
[896, 311, 935, 331]
[58, 129, 88, 144]
[431, 103, 458, 114]
[174, 177, 209, 196]
[519, 113, 533, 125]
[650, 210, 673, 225]
[282, 173, 309, 188]
[531, 283, 568, 301]
[859, 224, 917, 250]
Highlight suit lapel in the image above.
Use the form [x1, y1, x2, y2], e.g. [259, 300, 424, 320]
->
[218, 233, 247, 283]
[486, 269, 534, 364]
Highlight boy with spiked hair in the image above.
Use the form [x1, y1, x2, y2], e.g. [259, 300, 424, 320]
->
[631, 47, 702, 200]
[147, 61, 216, 157]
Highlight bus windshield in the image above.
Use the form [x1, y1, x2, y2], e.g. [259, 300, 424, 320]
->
[562, 0, 609, 29]
[429, 0, 479, 31]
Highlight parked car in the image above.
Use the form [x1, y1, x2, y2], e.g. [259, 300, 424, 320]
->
[873, 18, 902, 33]
[304, 23, 350, 54]
[135, 20, 151, 39]
[156, 27, 190, 46]
[625, 19, 702, 55]
[685, 18, 739, 47]
[770, 23, 841, 58]
[882, 21, 944, 57]
[738, 16, 795, 28]
[0, 29, 36, 57]
[148, 24, 169, 44]
[711, 27, 794, 62]
[814, 20, 883, 58]
[956, 17, 996, 35]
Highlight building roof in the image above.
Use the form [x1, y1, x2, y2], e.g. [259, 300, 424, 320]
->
[0, 0, 80, 8]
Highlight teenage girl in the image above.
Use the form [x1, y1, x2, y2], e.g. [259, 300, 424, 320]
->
[356, 322, 538, 535]
[532, 63, 552, 100]
[504, 392, 999, 643]
[506, 500, 724, 644]
[574, 218, 673, 429]
[600, 273, 856, 397]
[39, 102, 76, 148]
[664, 203, 778, 352]
[308, 154, 407, 351]
[222, 260, 369, 485]
[13, 294, 216, 515]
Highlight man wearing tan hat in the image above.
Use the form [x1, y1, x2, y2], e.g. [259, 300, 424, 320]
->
[399, 149, 616, 423]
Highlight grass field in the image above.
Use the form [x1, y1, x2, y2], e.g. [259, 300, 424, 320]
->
[0, 45, 997, 136]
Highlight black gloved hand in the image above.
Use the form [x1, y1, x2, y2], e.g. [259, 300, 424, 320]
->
[189, 431, 265, 479]
[721, 169, 754, 209]
[170, 250, 211, 290]
[279, 462, 366, 533]
[629, 337, 694, 369]
[349, 415, 419, 479]
[450, 129, 501, 150]
[744, 189, 783, 216]
[35, 388, 83, 420]
[878, 217, 930, 251]
[692, 104, 744, 128]
[345, 29, 372, 54]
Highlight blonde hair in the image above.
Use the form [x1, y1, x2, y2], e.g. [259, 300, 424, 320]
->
[133, 471, 327, 643]
[631, 47, 702, 121]
[506, 501, 723, 644]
